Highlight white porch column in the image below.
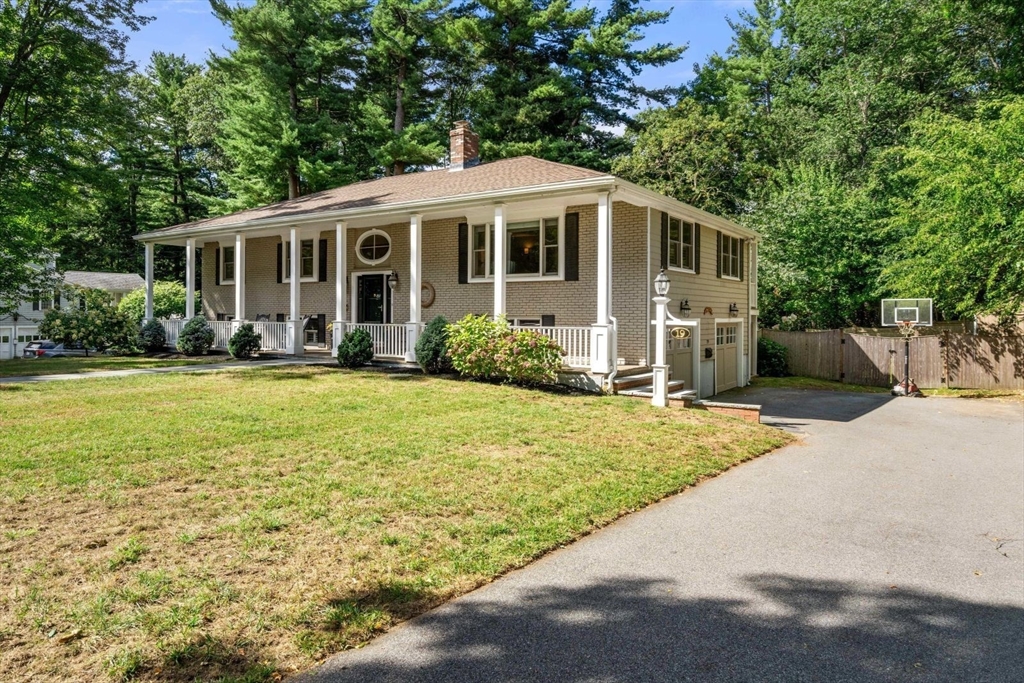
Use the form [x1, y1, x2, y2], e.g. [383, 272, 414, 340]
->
[332, 221, 347, 357]
[144, 241, 155, 322]
[286, 227, 304, 356]
[493, 203, 506, 318]
[185, 238, 196, 319]
[405, 213, 423, 362]
[590, 192, 614, 374]
[233, 232, 246, 329]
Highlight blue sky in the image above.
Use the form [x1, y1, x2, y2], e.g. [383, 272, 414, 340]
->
[126, 0, 752, 92]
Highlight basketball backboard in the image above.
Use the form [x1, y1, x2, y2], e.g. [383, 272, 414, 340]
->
[881, 298, 933, 327]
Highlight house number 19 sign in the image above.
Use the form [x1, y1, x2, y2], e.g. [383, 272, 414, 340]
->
[670, 327, 691, 340]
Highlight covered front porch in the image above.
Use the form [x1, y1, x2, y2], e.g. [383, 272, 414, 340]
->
[141, 193, 617, 374]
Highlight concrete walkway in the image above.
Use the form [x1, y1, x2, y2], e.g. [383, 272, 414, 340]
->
[0, 357, 337, 384]
[301, 389, 1024, 683]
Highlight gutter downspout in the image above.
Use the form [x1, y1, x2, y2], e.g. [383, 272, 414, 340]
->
[605, 315, 618, 393]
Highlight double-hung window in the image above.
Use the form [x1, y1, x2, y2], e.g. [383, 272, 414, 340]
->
[668, 216, 695, 271]
[222, 246, 235, 283]
[720, 234, 741, 279]
[284, 239, 316, 281]
[469, 217, 561, 280]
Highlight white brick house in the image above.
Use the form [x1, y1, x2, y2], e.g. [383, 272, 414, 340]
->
[135, 122, 759, 397]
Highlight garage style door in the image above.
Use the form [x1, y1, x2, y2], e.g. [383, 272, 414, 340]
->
[716, 324, 738, 392]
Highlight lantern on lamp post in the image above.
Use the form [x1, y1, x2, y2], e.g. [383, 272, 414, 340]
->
[651, 270, 671, 407]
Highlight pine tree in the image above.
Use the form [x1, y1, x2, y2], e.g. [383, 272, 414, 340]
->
[211, 0, 368, 205]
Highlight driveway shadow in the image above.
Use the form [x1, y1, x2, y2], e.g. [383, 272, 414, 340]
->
[302, 574, 1023, 683]
[719, 387, 895, 423]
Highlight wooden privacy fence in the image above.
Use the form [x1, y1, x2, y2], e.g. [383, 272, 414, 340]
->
[761, 329, 1024, 390]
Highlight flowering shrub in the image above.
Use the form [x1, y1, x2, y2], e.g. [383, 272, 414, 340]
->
[446, 315, 564, 385]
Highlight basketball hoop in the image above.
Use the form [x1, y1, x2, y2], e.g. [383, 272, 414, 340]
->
[882, 299, 932, 397]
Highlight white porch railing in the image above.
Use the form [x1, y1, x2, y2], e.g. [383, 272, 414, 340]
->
[159, 319, 186, 347]
[251, 321, 288, 352]
[513, 325, 592, 368]
[350, 322, 407, 358]
[210, 321, 233, 349]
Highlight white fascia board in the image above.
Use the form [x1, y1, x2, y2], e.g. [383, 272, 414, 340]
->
[134, 176, 617, 245]
[613, 180, 760, 241]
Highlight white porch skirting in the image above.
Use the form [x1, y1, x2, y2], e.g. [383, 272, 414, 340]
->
[513, 325, 592, 368]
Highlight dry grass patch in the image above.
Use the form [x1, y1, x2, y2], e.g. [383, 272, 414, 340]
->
[0, 366, 791, 681]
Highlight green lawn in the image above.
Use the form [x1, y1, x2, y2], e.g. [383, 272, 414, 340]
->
[0, 355, 233, 378]
[0, 367, 790, 682]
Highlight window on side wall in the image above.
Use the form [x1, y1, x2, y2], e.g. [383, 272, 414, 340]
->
[720, 235, 741, 279]
[668, 217, 695, 271]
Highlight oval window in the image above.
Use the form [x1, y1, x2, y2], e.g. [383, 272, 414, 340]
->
[357, 230, 391, 265]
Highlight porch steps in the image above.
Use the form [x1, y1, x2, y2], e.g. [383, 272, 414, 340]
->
[619, 386, 697, 401]
[612, 370, 686, 392]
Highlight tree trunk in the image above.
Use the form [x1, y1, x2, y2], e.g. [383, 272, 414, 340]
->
[288, 80, 301, 198]
[392, 60, 407, 176]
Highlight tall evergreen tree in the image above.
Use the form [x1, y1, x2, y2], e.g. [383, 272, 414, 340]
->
[211, 0, 368, 205]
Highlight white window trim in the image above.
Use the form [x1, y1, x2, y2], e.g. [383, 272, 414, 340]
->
[468, 214, 565, 283]
[355, 229, 392, 266]
[283, 239, 318, 283]
[221, 245, 236, 285]
[666, 215, 696, 274]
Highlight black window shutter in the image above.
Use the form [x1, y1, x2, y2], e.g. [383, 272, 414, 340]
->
[716, 231, 722, 279]
[660, 212, 669, 270]
[276, 313, 285, 323]
[317, 313, 326, 343]
[53, 291, 60, 308]
[276, 243, 283, 283]
[215, 248, 221, 285]
[564, 212, 579, 281]
[318, 239, 328, 282]
[541, 314, 555, 327]
[457, 222, 468, 284]
[694, 224, 701, 274]
[739, 239, 745, 281]
[32, 299, 39, 311]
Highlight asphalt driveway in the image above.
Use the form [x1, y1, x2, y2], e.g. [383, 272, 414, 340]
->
[301, 389, 1024, 683]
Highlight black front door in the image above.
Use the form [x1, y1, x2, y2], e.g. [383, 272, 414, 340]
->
[357, 274, 389, 323]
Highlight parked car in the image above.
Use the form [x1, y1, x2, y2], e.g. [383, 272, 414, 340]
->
[22, 341, 88, 358]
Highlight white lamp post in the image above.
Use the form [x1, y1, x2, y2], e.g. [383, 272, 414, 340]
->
[652, 270, 671, 407]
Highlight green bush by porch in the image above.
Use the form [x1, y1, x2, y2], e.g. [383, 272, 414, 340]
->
[446, 314, 564, 384]
[337, 327, 374, 367]
[0, 367, 790, 681]
[228, 323, 262, 359]
[176, 316, 215, 355]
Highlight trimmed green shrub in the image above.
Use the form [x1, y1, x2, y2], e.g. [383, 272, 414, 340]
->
[138, 319, 167, 353]
[177, 316, 215, 356]
[415, 316, 453, 374]
[757, 336, 789, 377]
[228, 323, 262, 359]
[446, 315, 564, 385]
[337, 328, 374, 368]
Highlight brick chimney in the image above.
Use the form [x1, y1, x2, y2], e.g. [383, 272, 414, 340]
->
[449, 120, 480, 171]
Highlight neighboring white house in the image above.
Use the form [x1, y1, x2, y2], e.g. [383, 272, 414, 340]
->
[135, 122, 760, 397]
[0, 270, 144, 360]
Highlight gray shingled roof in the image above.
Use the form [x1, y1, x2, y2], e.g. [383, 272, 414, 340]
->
[140, 156, 611, 238]
[63, 271, 145, 292]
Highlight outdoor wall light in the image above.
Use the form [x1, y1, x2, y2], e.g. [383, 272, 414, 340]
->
[387, 270, 399, 291]
[729, 302, 738, 315]
[654, 269, 670, 297]
[680, 299, 691, 317]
